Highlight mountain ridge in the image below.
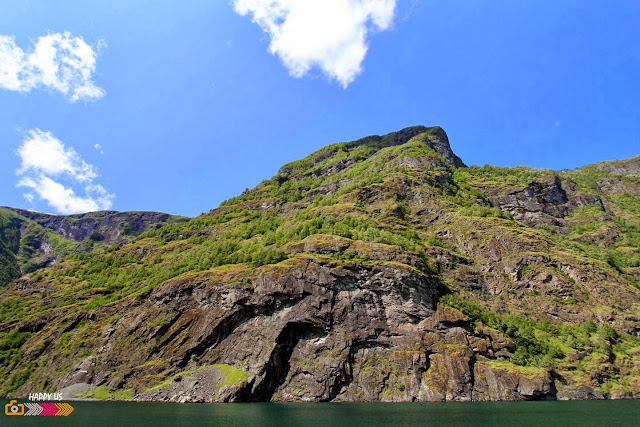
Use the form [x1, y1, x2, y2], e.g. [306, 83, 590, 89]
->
[0, 207, 187, 286]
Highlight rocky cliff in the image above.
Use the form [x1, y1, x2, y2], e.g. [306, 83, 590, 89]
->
[0, 126, 638, 402]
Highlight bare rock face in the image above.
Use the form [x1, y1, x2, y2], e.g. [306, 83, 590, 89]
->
[558, 385, 606, 400]
[23, 251, 556, 403]
[487, 177, 604, 228]
[473, 361, 555, 401]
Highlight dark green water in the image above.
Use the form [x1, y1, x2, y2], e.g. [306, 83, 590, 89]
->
[2, 400, 639, 426]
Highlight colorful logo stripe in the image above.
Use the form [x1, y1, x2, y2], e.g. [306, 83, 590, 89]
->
[19, 402, 74, 416]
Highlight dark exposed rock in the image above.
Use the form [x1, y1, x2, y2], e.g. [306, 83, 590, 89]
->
[560, 385, 606, 400]
[17, 255, 557, 403]
[473, 360, 555, 401]
[488, 176, 605, 227]
[489, 177, 569, 224]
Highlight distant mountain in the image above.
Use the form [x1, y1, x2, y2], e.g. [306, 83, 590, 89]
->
[0, 208, 188, 286]
[1, 126, 638, 402]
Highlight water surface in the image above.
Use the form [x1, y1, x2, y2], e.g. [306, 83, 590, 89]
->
[2, 399, 639, 426]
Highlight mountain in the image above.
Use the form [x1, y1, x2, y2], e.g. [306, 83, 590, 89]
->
[0, 126, 638, 402]
[0, 207, 188, 287]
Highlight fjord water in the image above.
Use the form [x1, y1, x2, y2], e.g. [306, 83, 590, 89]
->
[3, 400, 639, 426]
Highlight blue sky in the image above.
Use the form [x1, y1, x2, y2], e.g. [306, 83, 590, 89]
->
[1, 0, 638, 217]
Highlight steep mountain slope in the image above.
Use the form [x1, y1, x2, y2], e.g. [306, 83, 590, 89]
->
[0, 126, 638, 402]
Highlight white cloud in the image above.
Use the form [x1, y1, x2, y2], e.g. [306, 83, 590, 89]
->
[15, 130, 114, 214]
[94, 143, 104, 155]
[17, 130, 97, 181]
[232, 0, 396, 88]
[0, 31, 105, 102]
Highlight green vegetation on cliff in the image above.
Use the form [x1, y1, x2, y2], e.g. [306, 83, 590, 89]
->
[0, 126, 638, 401]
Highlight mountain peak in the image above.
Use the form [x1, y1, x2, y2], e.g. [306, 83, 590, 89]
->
[390, 126, 465, 169]
[278, 125, 464, 178]
[341, 125, 465, 169]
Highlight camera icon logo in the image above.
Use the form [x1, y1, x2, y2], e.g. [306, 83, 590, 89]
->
[4, 400, 25, 416]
